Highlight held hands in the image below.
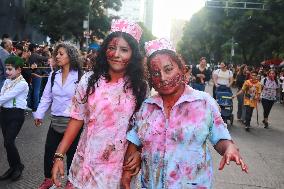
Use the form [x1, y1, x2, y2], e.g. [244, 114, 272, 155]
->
[34, 119, 43, 127]
[121, 151, 141, 189]
[123, 151, 141, 176]
[218, 145, 248, 173]
[197, 74, 205, 79]
[51, 159, 65, 187]
[121, 171, 132, 189]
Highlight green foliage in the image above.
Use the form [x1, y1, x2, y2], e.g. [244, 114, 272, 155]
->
[178, 0, 284, 66]
[27, 0, 122, 42]
[137, 22, 156, 54]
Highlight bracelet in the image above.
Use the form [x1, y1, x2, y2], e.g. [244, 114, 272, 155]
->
[54, 152, 64, 160]
[53, 157, 63, 162]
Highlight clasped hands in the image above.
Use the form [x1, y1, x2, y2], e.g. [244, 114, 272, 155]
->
[121, 151, 141, 189]
[34, 119, 43, 127]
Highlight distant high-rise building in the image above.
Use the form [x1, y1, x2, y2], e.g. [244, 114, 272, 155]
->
[143, 0, 154, 31]
[107, 0, 154, 32]
[108, 0, 144, 22]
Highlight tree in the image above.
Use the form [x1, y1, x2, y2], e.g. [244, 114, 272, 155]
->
[178, 0, 284, 66]
[137, 22, 156, 54]
[27, 0, 122, 43]
[178, 8, 229, 64]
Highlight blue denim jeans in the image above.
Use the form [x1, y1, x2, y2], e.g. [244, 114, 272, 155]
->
[31, 76, 42, 111]
[192, 83, 205, 91]
[0, 79, 5, 90]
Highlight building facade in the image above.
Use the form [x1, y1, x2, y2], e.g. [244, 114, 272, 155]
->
[143, 0, 154, 31]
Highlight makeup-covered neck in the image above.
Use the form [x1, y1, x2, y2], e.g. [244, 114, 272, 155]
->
[161, 83, 185, 108]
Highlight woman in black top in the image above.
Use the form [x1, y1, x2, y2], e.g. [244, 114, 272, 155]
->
[192, 57, 211, 91]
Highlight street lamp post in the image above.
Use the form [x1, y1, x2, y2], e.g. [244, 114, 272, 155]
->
[230, 37, 238, 64]
[230, 37, 234, 64]
[83, 13, 90, 49]
[86, 13, 90, 47]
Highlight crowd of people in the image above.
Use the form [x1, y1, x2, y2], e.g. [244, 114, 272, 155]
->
[185, 57, 284, 131]
[1, 18, 284, 188]
[0, 34, 98, 112]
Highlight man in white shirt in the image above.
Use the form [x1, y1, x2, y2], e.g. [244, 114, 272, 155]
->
[0, 56, 29, 181]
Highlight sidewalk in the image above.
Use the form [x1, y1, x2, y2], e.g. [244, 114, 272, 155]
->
[0, 83, 284, 188]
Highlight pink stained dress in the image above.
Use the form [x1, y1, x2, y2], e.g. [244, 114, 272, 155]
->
[68, 72, 136, 189]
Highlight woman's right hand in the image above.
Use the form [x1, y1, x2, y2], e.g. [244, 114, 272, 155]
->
[121, 170, 132, 189]
[34, 119, 43, 127]
[123, 151, 141, 176]
[51, 159, 65, 187]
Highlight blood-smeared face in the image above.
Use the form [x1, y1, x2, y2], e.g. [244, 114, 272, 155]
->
[106, 37, 132, 75]
[149, 54, 185, 96]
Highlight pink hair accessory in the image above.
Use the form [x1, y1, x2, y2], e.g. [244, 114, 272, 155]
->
[110, 19, 142, 42]
[144, 38, 176, 57]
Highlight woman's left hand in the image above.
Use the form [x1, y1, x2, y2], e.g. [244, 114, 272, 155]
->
[218, 145, 248, 173]
[123, 151, 141, 176]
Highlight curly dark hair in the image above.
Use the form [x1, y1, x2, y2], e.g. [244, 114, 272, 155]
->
[52, 42, 82, 72]
[84, 31, 148, 112]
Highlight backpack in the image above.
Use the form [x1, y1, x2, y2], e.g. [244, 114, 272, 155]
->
[50, 69, 83, 91]
[263, 77, 278, 86]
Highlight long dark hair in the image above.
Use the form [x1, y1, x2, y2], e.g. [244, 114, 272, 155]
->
[84, 31, 147, 112]
[237, 64, 247, 76]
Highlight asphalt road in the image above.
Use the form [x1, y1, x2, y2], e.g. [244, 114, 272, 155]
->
[0, 84, 284, 189]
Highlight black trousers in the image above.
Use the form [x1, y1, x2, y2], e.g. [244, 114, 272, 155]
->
[44, 126, 81, 178]
[0, 108, 25, 169]
[245, 105, 254, 127]
[213, 85, 216, 99]
[237, 93, 244, 119]
[261, 98, 275, 119]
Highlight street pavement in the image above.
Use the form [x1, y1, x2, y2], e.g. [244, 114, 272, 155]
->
[0, 83, 284, 189]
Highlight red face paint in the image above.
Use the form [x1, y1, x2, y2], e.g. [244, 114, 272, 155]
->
[106, 38, 119, 60]
[150, 54, 185, 96]
[106, 37, 132, 77]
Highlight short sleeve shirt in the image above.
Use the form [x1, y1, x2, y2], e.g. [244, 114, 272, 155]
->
[242, 80, 261, 108]
[68, 72, 136, 189]
[261, 78, 279, 100]
[127, 86, 231, 188]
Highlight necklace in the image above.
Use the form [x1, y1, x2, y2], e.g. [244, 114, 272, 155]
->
[1, 75, 24, 95]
